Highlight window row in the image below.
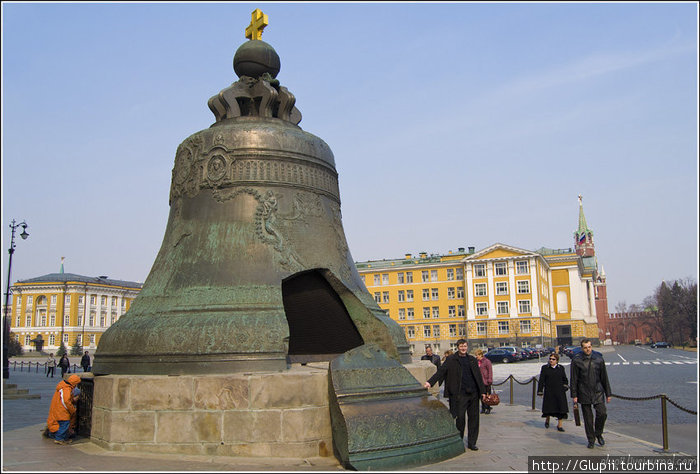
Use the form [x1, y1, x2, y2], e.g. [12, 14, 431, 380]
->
[370, 268, 464, 286]
[396, 305, 466, 320]
[405, 323, 466, 339]
[16, 313, 120, 328]
[472, 260, 530, 278]
[475, 300, 532, 315]
[474, 280, 530, 296]
[15, 294, 127, 308]
[374, 287, 465, 304]
[475, 319, 532, 335]
[20, 333, 97, 347]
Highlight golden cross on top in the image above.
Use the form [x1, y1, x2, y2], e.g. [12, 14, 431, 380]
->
[245, 9, 268, 40]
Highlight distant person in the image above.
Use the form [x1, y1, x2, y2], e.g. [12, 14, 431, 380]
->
[45, 374, 81, 444]
[537, 352, 568, 431]
[475, 349, 494, 414]
[58, 354, 70, 377]
[80, 351, 91, 372]
[424, 339, 487, 451]
[441, 349, 454, 363]
[46, 353, 56, 378]
[570, 338, 612, 449]
[421, 346, 441, 368]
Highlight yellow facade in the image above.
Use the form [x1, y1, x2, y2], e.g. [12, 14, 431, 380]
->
[8, 274, 141, 352]
[357, 244, 599, 355]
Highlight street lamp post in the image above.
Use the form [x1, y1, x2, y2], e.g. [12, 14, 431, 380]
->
[3, 220, 29, 379]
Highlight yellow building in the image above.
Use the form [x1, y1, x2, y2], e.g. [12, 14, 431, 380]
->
[8, 271, 141, 352]
[357, 243, 601, 355]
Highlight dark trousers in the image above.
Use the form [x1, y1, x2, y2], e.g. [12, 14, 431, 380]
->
[581, 402, 607, 442]
[449, 392, 480, 446]
[47, 366, 54, 377]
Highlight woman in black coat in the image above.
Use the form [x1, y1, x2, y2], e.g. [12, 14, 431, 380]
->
[58, 354, 70, 377]
[537, 352, 569, 431]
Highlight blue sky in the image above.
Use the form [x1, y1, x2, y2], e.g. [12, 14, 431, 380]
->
[2, 2, 697, 312]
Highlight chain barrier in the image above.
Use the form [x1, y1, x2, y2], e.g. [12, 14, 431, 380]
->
[10, 360, 80, 374]
[611, 393, 697, 415]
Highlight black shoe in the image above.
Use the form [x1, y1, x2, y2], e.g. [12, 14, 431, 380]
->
[597, 435, 605, 446]
[557, 426, 565, 432]
[467, 444, 478, 451]
[544, 420, 549, 428]
[480, 408, 486, 414]
[587, 442, 595, 449]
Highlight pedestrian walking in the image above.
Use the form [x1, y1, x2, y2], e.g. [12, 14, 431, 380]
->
[538, 352, 568, 431]
[58, 354, 70, 377]
[80, 351, 91, 372]
[424, 339, 487, 451]
[46, 353, 56, 378]
[570, 338, 612, 449]
[475, 349, 494, 414]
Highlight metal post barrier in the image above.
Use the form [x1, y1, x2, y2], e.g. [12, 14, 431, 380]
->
[661, 394, 669, 451]
[531, 377, 537, 410]
[509, 376, 514, 405]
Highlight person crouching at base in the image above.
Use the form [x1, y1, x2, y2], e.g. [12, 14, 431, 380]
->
[44, 374, 81, 444]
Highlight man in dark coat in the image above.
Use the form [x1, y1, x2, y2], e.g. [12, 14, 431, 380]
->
[424, 339, 486, 451]
[570, 338, 612, 449]
[420, 346, 441, 368]
[80, 351, 91, 372]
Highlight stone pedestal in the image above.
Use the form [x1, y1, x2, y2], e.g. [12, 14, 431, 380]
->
[90, 362, 437, 458]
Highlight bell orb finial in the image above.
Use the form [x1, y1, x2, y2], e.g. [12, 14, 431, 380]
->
[245, 8, 268, 41]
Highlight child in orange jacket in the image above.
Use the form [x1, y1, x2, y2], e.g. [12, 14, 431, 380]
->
[46, 374, 81, 444]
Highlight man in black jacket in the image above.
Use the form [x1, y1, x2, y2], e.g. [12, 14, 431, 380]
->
[570, 338, 612, 449]
[420, 346, 441, 368]
[424, 339, 486, 451]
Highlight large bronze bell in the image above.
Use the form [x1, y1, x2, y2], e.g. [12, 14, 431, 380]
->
[93, 39, 410, 375]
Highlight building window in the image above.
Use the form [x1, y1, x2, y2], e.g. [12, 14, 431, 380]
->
[397, 272, 404, 284]
[398, 290, 405, 302]
[496, 282, 508, 295]
[457, 287, 464, 299]
[121, 299, 126, 308]
[49, 334, 55, 345]
[432, 307, 440, 318]
[407, 308, 414, 320]
[518, 300, 531, 314]
[407, 290, 414, 302]
[431, 288, 439, 300]
[100, 315, 106, 327]
[26, 316, 32, 327]
[25, 335, 31, 346]
[27, 295, 33, 306]
[111, 297, 117, 306]
[517, 280, 530, 294]
[422, 289, 430, 301]
[398, 308, 406, 320]
[406, 272, 413, 283]
[494, 262, 507, 276]
[447, 287, 455, 299]
[90, 334, 95, 344]
[64, 315, 70, 326]
[76, 334, 82, 344]
[458, 305, 465, 317]
[89, 313, 95, 326]
[433, 325, 440, 337]
[447, 269, 454, 280]
[50, 313, 56, 326]
[430, 270, 438, 282]
[111, 313, 116, 325]
[476, 303, 488, 316]
[90, 295, 96, 305]
[423, 325, 431, 337]
[421, 271, 429, 282]
[449, 324, 457, 337]
[374, 292, 381, 303]
[63, 333, 68, 343]
[374, 274, 381, 286]
[456, 268, 463, 280]
[516, 261, 529, 274]
[474, 283, 487, 297]
[498, 321, 509, 334]
[51, 295, 57, 304]
[407, 326, 415, 338]
[423, 307, 431, 319]
[474, 264, 486, 277]
[382, 291, 389, 303]
[101, 296, 107, 305]
[497, 301, 509, 315]
[520, 320, 532, 333]
[458, 323, 466, 336]
[448, 305, 456, 317]
[556, 291, 568, 313]
[65, 295, 71, 305]
[15, 315, 21, 326]
[382, 274, 389, 285]
[477, 321, 487, 335]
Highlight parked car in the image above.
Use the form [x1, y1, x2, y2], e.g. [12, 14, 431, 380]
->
[566, 346, 603, 359]
[499, 347, 524, 361]
[521, 347, 539, 359]
[484, 349, 519, 364]
[651, 341, 670, 348]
